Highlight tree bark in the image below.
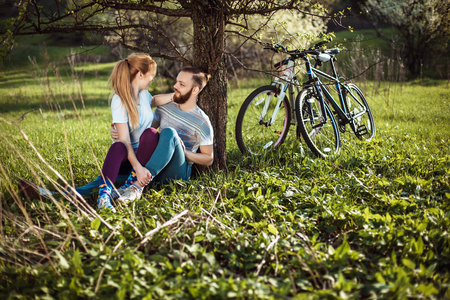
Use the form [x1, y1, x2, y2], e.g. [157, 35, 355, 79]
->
[191, 6, 228, 170]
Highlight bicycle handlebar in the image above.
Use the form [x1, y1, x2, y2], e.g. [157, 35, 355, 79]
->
[267, 38, 340, 69]
[312, 40, 329, 49]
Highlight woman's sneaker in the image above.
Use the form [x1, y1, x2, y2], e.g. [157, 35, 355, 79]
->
[97, 194, 116, 213]
[117, 184, 143, 204]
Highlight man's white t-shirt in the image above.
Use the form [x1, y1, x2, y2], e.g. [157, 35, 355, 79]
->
[110, 90, 153, 151]
[154, 102, 213, 153]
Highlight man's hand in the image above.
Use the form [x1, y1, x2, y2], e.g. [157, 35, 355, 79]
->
[180, 138, 186, 151]
[110, 123, 119, 142]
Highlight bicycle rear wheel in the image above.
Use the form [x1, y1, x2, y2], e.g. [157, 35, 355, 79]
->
[295, 88, 341, 157]
[235, 85, 291, 156]
[344, 83, 375, 141]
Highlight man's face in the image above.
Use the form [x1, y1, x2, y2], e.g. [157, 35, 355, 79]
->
[173, 71, 195, 104]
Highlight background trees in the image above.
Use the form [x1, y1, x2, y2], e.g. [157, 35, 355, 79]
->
[360, 0, 449, 76]
[0, 0, 328, 169]
[2, 0, 448, 169]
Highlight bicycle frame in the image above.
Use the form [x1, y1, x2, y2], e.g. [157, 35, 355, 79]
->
[304, 56, 368, 126]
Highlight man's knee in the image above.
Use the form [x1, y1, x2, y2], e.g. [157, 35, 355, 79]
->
[160, 127, 178, 140]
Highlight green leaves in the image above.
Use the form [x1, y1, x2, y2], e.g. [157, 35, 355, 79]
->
[267, 224, 278, 236]
[90, 217, 101, 230]
[1, 72, 449, 299]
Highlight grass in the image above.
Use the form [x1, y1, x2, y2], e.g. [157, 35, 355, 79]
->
[0, 46, 449, 298]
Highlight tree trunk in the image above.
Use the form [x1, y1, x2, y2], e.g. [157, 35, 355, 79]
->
[191, 6, 228, 170]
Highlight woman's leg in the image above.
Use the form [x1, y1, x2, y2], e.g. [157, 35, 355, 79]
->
[101, 142, 129, 185]
[98, 142, 128, 202]
[120, 128, 159, 187]
[119, 128, 190, 202]
[136, 128, 160, 164]
[100, 128, 159, 192]
[76, 128, 159, 198]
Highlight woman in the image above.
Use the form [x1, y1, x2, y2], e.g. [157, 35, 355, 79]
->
[96, 53, 169, 212]
[17, 53, 171, 209]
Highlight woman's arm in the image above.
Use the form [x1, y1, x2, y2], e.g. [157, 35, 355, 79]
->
[110, 118, 159, 141]
[114, 123, 151, 185]
[151, 93, 174, 108]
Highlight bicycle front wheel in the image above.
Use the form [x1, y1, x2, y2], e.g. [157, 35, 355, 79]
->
[295, 88, 341, 157]
[235, 85, 291, 156]
[344, 83, 376, 141]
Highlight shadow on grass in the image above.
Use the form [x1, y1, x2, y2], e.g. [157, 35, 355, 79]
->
[0, 97, 110, 115]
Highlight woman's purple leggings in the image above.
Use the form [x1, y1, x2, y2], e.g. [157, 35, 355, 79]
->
[101, 127, 159, 184]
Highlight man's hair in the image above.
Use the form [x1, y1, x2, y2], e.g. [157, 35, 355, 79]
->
[182, 66, 211, 92]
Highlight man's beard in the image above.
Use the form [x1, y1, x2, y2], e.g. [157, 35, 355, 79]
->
[173, 87, 193, 104]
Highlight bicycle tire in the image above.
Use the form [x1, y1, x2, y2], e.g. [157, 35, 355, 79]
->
[344, 83, 376, 141]
[295, 88, 341, 157]
[235, 85, 291, 156]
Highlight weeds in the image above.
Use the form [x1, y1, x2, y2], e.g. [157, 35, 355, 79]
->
[0, 52, 449, 299]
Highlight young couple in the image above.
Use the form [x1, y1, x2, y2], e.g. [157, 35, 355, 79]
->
[19, 53, 214, 213]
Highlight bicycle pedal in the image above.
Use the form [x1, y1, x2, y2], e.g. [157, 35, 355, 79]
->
[356, 125, 368, 137]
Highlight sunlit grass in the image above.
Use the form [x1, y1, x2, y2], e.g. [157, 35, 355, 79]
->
[0, 57, 449, 298]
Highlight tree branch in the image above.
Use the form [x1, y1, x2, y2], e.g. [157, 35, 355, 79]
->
[102, 1, 191, 17]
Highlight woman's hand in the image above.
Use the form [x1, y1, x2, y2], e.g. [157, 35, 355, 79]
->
[179, 138, 186, 151]
[135, 165, 152, 187]
[110, 123, 119, 142]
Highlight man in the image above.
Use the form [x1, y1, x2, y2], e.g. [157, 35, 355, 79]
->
[19, 66, 214, 207]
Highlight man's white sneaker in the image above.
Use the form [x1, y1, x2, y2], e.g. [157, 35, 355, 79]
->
[110, 184, 129, 199]
[117, 184, 143, 204]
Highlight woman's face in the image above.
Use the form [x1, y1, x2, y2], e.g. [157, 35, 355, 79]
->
[137, 70, 154, 91]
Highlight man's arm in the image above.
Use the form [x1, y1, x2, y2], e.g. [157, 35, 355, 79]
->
[151, 119, 160, 129]
[184, 144, 214, 166]
[151, 93, 174, 108]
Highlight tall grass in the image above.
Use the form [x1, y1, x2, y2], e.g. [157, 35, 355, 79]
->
[0, 50, 449, 298]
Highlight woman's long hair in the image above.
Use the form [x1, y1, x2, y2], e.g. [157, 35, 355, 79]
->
[109, 53, 157, 129]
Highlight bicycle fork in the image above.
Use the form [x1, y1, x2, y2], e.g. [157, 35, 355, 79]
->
[307, 84, 328, 129]
[259, 84, 291, 127]
[256, 87, 284, 127]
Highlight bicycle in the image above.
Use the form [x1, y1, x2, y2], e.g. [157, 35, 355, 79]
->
[295, 40, 375, 157]
[235, 40, 375, 157]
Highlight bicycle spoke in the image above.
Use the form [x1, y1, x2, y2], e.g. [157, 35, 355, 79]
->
[345, 83, 376, 141]
[296, 89, 340, 157]
[236, 86, 291, 155]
